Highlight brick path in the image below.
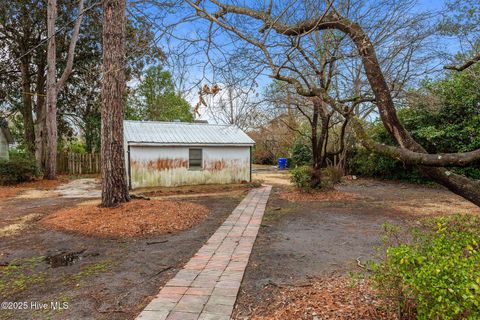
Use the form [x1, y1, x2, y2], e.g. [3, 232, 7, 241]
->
[136, 185, 272, 320]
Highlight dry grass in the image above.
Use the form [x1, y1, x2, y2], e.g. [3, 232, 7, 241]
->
[239, 276, 397, 320]
[279, 189, 362, 202]
[41, 199, 210, 237]
[253, 172, 291, 186]
[139, 183, 254, 197]
[387, 198, 480, 216]
[0, 214, 40, 237]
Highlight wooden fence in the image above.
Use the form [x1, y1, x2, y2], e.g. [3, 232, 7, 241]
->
[57, 152, 101, 175]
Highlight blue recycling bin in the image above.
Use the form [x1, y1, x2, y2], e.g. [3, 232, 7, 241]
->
[278, 158, 287, 170]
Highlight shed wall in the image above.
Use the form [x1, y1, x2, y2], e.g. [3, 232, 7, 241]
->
[0, 131, 8, 160]
[129, 145, 250, 188]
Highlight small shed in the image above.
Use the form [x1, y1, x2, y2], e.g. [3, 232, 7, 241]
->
[123, 121, 255, 189]
[0, 118, 13, 160]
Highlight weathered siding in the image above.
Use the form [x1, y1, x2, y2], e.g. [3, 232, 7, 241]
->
[129, 146, 250, 188]
[0, 131, 8, 160]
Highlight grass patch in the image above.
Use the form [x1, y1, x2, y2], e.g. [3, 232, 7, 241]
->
[0, 256, 46, 297]
[65, 260, 115, 284]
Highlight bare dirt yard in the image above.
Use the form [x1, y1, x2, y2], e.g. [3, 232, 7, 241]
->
[0, 180, 247, 320]
[2, 170, 479, 320]
[232, 168, 480, 319]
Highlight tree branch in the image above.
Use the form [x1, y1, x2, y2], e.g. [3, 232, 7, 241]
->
[56, 0, 86, 92]
[444, 53, 480, 72]
[351, 118, 480, 167]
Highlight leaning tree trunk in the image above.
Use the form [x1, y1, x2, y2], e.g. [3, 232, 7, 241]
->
[100, 0, 129, 207]
[335, 18, 480, 206]
[44, 0, 58, 180]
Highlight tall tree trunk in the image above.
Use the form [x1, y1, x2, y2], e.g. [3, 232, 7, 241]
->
[44, 0, 84, 179]
[34, 60, 47, 171]
[44, 0, 58, 180]
[19, 56, 36, 155]
[101, 0, 129, 207]
[309, 97, 332, 189]
[310, 97, 320, 188]
[334, 19, 480, 206]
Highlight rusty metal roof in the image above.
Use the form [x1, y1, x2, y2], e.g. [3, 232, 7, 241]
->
[124, 120, 255, 146]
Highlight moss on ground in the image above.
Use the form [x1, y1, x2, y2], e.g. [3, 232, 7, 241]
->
[0, 256, 46, 297]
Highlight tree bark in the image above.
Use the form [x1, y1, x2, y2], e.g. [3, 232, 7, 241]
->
[19, 55, 36, 155]
[34, 58, 47, 170]
[101, 0, 129, 207]
[309, 97, 332, 189]
[44, 0, 58, 180]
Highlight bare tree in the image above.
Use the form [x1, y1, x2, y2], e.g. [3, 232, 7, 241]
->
[203, 83, 263, 130]
[184, 0, 480, 206]
[101, 0, 129, 207]
[44, 0, 85, 179]
[440, 0, 480, 71]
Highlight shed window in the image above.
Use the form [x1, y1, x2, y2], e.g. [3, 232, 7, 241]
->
[189, 148, 203, 170]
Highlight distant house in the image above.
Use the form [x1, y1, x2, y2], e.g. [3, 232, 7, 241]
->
[0, 118, 13, 160]
[123, 120, 255, 189]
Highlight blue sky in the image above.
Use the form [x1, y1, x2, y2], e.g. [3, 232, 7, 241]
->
[417, 0, 446, 11]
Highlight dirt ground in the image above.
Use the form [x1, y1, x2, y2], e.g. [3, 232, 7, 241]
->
[0, 181, 245, 320]
[2, 170, 479, 319]
[0, 178, 67, 200]
[232, 169, 480, 319]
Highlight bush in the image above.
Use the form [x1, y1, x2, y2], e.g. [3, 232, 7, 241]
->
[290, 165, 311, 192]
[291, 165, 344, 191]
[320, 166, 344, 189]
[290, 140, 312, 167]
[371, 215, 480, 319]
[347, 148, 424, 183]
[0, 154, 39, 185]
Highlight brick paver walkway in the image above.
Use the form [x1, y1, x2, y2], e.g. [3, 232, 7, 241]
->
[136, 185, 272, 320]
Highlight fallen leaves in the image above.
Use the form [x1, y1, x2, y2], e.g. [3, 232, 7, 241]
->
[0, 178, 66, 199]
[41, 199, 210, 237]
[237, 276, 398, 320]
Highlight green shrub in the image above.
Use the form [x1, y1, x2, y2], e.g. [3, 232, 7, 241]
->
[290, 140, 312, 167]
[64, 139, 87, 154]
[347, 148, 425, 183]
[290, 165, 312, 192]
[290, 165, 344, 191]
[0, 154, 39, 185]
[371, 215, 480, 319]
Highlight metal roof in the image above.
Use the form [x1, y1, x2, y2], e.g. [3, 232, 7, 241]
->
[124, 120, 255, 146]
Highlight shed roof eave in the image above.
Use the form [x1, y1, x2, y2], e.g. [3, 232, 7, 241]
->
[127, 141, 255, 147]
